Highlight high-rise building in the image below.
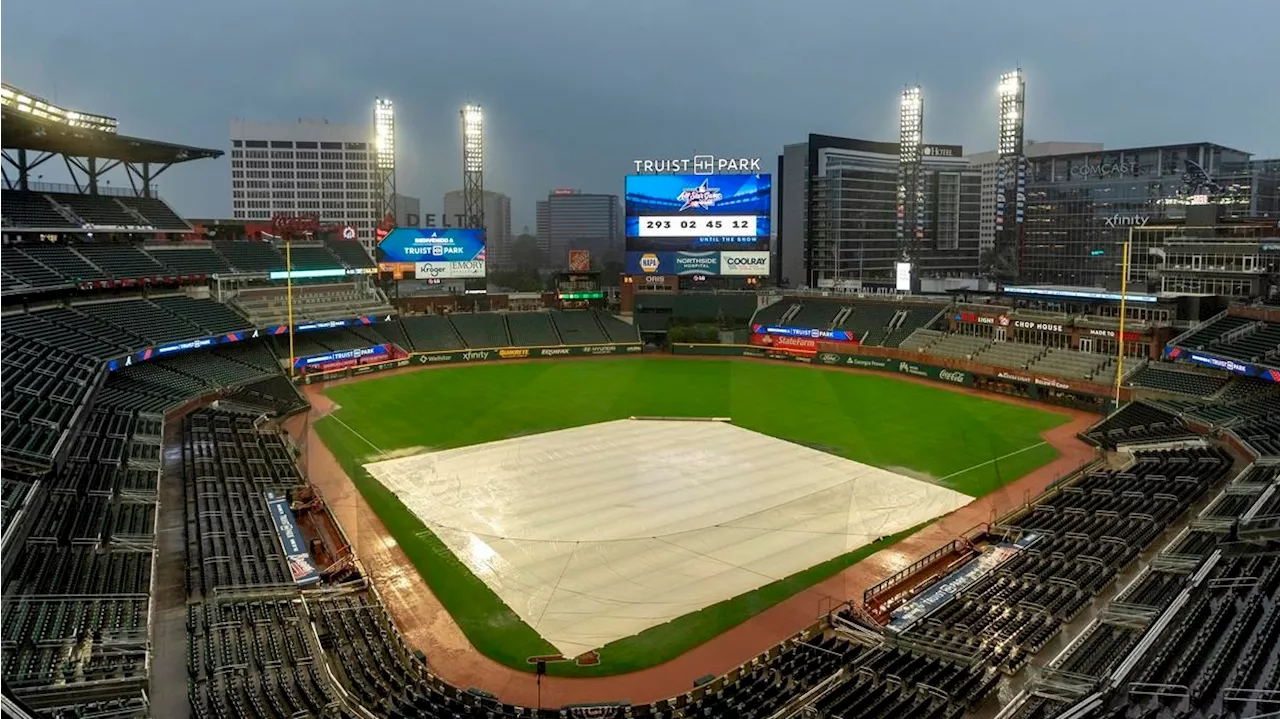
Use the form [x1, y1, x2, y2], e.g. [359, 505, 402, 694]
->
[1018, 142, 1278, 288]
[777, 134, 981, 289]
[443, 189, 512, 269]
[535, 190, 622, 269]
[392, 194, 420, 228]
[964, 141, 1104, 252]
[229, 119, 379, 254]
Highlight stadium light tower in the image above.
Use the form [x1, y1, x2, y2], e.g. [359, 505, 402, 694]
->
[897, 85, 924, 262]
[993, 69, 1026, 282]
[461, 103, 485, 230]
[373, 98, 397, 229]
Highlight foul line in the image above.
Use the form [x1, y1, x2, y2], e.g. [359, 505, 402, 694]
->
[938, 441, 1048, 481]
[329, 414, 389, 459]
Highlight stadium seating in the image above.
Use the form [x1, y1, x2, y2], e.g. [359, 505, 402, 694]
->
[595, 310, 642, 343]
[1175, 313, 1280, 364]
[75, 299, 206, 345]
[45, 191, 147, 228]
[897, 328, 944, 351]
[1126, 364, 1231, 397]
[19, 242, 109, 282]
[149, 295, 253, 334]
[921, 333, 991, 359]
[96, 341, 282, 412]
[1083, 402, 1196, 448]
[449, 312, 511, 348]
[324, 237, 376, 268]
[213, 239, 285, 274]
[0, 333, 101, 465]
[975, 341, 1048, 370]
[505, 311, 561, 346]
[231, 282, 392, 326]
[143, 245, 233, 275]
[549, 310, 608, 344]
[281, 242, 344, 270]
[74, 242, 169, 279]
[0, 246, 68, 289]
[113, 195, 190, 230]
[219, 375, 310, 417]
[0, 189, 77, 229]
[1027, 347, 1113, 380]
[399, 315, 466, 352]
[1233, 415, 1280, 456]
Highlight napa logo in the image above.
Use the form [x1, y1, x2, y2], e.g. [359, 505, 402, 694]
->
[638, 253, 661, 273]
[676, 179, 723, 211]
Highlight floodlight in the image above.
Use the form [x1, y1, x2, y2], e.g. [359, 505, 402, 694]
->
[462, 104, 484, 173]
[374, 98, 396, 171]
[0, 83, 118, 133]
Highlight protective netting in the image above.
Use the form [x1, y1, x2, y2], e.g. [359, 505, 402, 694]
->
[364, 419, 971, 658]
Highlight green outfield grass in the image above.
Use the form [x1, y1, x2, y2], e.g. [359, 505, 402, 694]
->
[314, 357, 1070, 677]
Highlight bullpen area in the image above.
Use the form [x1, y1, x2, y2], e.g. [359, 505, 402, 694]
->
[314, 357, 1071, 677]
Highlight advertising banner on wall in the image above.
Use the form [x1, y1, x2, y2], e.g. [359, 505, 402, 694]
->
[377, 228, 487, 277]
[752, 324, 859, 344]
[748, 333, 818, 355]
[569, 250, 591, 271]
[626, 251, 675, 275]
[1165, 346, 1280, 382]
[719, 251, 771, 276]
[673, 251, 721, 275]
[265, 491, 321, 586]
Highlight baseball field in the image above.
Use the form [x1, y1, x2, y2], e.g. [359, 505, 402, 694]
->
[313, 357, 1070, 677]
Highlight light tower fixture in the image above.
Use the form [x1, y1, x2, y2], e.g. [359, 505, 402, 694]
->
[993, 69, 1026, 282]
[461, 103, 485, 230]
[897, 85, 924, 261]
[373, 97, 397, 232]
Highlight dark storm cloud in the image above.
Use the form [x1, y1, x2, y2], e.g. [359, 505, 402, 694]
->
[3, 0, 1276, 227]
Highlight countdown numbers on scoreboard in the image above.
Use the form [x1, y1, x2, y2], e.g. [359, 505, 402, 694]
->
[637, 215, 759, 238]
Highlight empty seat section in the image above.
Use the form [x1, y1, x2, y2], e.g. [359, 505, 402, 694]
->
[46, 192, 141, 227]
[150, 296, 251, 334]
[144, 246, 233, 275]
[0, 246, 67, 288]
[448, 313, 509, 348]
[324, 237, 376, 268]
[1127, 365, 1230, 397]
[506, 312, 561, 346]
[593, 310, 641, 343]
[550, 310, 608, 344]
[399, 315, 465, 351]
[74, 300, 204, 345]
[212, 240, 285, 273]
[74, 243, 168, 279]
[112, 196, 189, 230]
[20, 243, 108, 282]
[0, 190, 76, 229]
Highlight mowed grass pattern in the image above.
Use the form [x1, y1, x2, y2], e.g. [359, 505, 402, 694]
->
[315, 358, 1070, 676]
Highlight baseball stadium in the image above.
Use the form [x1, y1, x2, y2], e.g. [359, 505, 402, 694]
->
[2, 84, 1279, 719]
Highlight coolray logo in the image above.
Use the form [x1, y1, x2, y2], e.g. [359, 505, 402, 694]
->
[726, 256, 766, 266]
[818, 353, 841, 365]
[938, 370, 967, 384]
[539, 348, 571, 357]
[581, 345, 618, 355]
[1104, 214, 1150, 228]
[638, 253, 661, 273]
[676, 179, 724, 211]
[462, 350, 491, 361]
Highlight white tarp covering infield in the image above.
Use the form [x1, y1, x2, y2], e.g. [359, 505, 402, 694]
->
[363, 419, 972, 658]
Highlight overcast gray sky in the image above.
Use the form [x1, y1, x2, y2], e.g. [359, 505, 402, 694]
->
[4, 0, 1277, 230]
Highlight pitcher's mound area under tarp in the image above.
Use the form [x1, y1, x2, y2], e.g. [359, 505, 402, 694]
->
[363, 419, 972, 658]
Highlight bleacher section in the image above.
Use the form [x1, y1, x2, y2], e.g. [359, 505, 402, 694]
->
[505, 311, 560, 346]
[0, 410, 161, 713]
[399, 315, 465, 352]
[143, 245, 233, 275]
[20, 243, 108, 282]
[113, 195, 190, 230]
[0, 333, 100, 465]
[74, 242, 169, 279]
[1127, 364, 1231, 397]
[1, 190, 188, 231]
[0, 246, 68, 290]
[212, 239, 285, 274]
[283, 243, 344, 270]
[1173, 312, 1280, 365]
[150, 295, 252, 335]
[231, 282, 392, 326]
[1028, 347, 1115, 381]
[324, 237, 376, 269]
[974, 341, 1046, 370]
[96, 341, 282, 412]
[449, 313, 511, 348]
[1083, 402, 1197, 449]
[594, 310, 642, 344]
[920, 333, 990, 360]
[550, 310, 608, 344]
[1, 190, 75, 229]
[745, 297, 941, 348]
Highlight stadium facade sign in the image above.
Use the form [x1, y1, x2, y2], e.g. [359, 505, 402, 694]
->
[631, 155, 763, 175]
[499, 348, 530, 359]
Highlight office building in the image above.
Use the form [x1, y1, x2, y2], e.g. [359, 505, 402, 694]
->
[392, 193, 420, 228]
[535, 190, 622, 269]
[777, 134, 981, 289]
[965, 141, 1104, 252]
[1123, 204, 1280, 300]
[443, 189, 512, 268]
[229, 119, 379, 254]
[1019, 142, 1280, 288]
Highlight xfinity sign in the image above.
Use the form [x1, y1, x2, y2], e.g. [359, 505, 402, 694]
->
[1104, 214, 1151, 228]
[632, 155, 763, 175]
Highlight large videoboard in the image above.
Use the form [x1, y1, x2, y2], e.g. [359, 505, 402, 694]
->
[377, 228, 486, 279]
[624, 173, 771, 275]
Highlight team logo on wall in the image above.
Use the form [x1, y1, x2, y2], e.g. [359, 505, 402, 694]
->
[676, 179, 723, 211]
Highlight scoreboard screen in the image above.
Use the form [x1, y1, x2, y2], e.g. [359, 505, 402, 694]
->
[625, 174, 771, 253]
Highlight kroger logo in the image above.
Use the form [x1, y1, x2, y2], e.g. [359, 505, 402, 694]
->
[638, 253, 661, 273]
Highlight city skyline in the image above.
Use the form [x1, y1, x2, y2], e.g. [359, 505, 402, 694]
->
[3, 0, 1278, 232]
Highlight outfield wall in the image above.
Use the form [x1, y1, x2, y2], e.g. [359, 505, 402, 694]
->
[300, 343, 644, 384]
[672, 343, 1123, 411]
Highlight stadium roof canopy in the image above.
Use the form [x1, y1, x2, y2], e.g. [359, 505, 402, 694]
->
[2, 104, 221, 164]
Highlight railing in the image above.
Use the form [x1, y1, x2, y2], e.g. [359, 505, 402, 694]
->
[18, 181, 161, 198]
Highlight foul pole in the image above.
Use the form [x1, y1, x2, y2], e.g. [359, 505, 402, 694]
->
[1114, 233, 1131, 406]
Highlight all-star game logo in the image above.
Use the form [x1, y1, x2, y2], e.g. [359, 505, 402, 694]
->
[676, 179, 723, 211]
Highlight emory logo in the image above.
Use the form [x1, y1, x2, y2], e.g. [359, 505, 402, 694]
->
[938, 370, 966, 384]
[677, 179, 723, 211]
[638, 253, 661, 273]
[1104, 214, 1150, 228]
